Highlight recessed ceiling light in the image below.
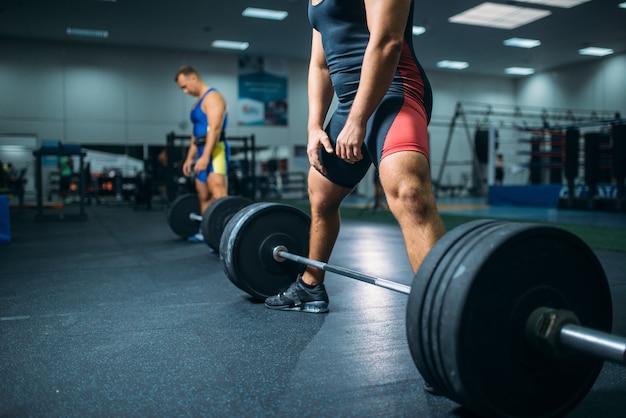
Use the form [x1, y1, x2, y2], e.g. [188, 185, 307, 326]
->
[578, 47, 614, 57]
[449, 2, 551, 30]
[503, 37, 541, 48]
[437, 60, 469, 70]
[505, 67, 535, 75]
[514, 0, 590, 8]
[212, 40, 250, 51]
[66, 28, 109, 38]
[242, 7, 288, 21]
[412, 26, 426, 36]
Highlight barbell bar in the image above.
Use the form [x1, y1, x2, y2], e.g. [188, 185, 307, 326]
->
[272, 245, 411, 295]
[219, 202, 626, 418]
[167, 194, 252, 250]
[556, 322, 626, 364]
[272, 244, 626, 365]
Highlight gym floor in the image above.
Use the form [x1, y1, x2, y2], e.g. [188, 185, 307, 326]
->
[1, 198, 625, 417]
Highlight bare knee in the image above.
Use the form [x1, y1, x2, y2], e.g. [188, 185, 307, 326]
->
[379, 154, 438, 222]
[388, 181, 435, 220]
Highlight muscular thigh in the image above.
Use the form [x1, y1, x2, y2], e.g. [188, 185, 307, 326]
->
[368, 94, 430, 165]
[318, 93, 430, 188]
[209, 142, 229, 175]
[195, 142, 230, 183]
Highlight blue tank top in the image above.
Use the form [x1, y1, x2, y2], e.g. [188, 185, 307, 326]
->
[190, 87, 228, 145]
[308, 0, 431, 117]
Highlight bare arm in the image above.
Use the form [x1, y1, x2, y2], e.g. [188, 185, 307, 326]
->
[307, 28, 335, 174]
[183, 138, 198, 177]
[335, 0, 411, 163]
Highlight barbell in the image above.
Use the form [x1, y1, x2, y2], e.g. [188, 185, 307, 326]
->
[167, 194, 252, 250]
[218, 201, 626, 418]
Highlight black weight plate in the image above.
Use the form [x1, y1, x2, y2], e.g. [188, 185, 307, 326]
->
[220, 206, 247, 292]
[220, 202, 310, 300]
[417, 222, 611, 418]
[167, 193, 201, 238]
[428, 221, 505, 398]
[407, 220, 497, 398]
[202, 196, 253, 251]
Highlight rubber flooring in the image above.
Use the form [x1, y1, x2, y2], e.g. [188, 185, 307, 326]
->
[0, 203, 625, 417]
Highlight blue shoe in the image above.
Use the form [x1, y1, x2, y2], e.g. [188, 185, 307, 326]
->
[187, 231, 204, 243]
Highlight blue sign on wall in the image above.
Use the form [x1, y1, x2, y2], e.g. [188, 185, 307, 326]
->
[238, 57, 288, 126]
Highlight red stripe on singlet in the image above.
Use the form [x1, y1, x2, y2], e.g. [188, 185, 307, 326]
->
[381, 41, 430, 160]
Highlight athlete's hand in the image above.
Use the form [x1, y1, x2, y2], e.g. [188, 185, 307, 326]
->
[182, 160, 193, 177]
[336, 120, 365, 164]
[307, 128, 334, 175]
[194, 157, 209, 174]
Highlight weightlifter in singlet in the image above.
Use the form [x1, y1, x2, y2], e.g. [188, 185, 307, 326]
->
[265, 0, 446, 313]
[175, 66, 230, 243]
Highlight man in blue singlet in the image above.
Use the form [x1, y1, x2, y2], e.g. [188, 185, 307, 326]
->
[175, 66, 230, 243]
[265, 0, 446, 315]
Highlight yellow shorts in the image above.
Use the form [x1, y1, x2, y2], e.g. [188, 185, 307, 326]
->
[196, 141, 230, 182]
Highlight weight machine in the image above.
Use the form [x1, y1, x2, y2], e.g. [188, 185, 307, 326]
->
[436, 102, 620, 200]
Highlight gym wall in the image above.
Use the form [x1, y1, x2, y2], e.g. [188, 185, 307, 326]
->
[0, 37, 624, 198]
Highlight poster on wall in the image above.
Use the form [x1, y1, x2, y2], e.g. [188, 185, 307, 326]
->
[238, 56, 288, 126]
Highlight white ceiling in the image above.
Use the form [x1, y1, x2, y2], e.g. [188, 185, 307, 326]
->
[0, 0, 624, 78]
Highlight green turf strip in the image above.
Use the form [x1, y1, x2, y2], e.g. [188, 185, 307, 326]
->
[281, 202, 626, 253]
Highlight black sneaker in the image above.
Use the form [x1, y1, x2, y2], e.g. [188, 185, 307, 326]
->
[265, 275, 329, 313]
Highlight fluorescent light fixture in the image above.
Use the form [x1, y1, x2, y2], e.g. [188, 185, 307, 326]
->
[578, 47, 614, 57]
[242, 7, 288, 21]
[505, 67, 535, 75]
[503, 37, 541, 48]
[212, 40, 250, 51]
[449, 2, 551, 30]
[514, 0, 590, 8]
[620, 2, 626, 8]
[437, 60, 469, 70]
[412, 26, 426, 36]
[66, 27, 109, 38]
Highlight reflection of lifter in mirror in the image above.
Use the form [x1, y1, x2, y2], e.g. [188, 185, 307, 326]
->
[495, 153, 505, 186]
[175, 66, 230, 243]
[58, 156, 74, 203]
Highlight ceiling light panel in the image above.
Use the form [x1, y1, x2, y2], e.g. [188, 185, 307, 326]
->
[412, 26, 426, 36]
[437, 60, 469, 70]
[242, 7, 288, 21]
[503, 37, 541, 48]
[212, 40, 250, 51]
[449, 2, 552, 30]
[619, 2, 626, 8]
[514, 0, 590, 8]
[578, 47, 614, 57]
[505, 67, 535, 75]
[66, 28, 109, 38]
